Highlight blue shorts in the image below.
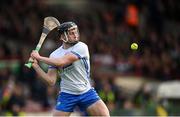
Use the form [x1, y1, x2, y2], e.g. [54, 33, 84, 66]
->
[55, 88, 100, 112]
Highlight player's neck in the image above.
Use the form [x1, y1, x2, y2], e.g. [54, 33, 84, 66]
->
[62, 43, 73, 49]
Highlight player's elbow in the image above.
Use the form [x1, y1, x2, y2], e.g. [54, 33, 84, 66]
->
[48, 79, 56, 86]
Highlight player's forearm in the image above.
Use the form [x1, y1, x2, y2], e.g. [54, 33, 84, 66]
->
[38, 56, 65, 67]
[33, 66, 56, 86]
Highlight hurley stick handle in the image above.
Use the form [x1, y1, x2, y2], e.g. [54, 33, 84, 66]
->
[24, 47, 40, 68]
[24, 16, 60, 69]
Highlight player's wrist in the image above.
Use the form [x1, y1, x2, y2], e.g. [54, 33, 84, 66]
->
[38, 56, 44, 61]
[32, 64, 40, 69]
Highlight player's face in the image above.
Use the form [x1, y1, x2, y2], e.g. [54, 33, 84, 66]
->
[67, 28, 80, 43]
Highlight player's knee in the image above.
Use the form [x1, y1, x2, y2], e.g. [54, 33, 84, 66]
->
[100, 105, 110, 116]
[94, 108, 110, 116]
[52, 110, 71, 116]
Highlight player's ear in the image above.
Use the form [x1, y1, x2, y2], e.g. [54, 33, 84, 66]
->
[59, 34, 63, 40]
[60, 33, 67, 42]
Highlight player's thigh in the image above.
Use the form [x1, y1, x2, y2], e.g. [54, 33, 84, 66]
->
[86, 99, 110, 116]
[53, 109, 71, 116]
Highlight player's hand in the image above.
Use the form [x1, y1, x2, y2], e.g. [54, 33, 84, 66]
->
[31, 50, 41, 60]
[32, 58, 40, 69]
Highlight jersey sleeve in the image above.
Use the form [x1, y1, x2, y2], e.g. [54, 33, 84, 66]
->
[71, 42, 89, 59]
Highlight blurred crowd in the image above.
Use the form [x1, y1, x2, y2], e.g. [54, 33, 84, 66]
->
[0, 0, 180, 116]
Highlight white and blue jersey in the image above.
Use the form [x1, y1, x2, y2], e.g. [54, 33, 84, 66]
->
[49, 41, 100, 112]
[49, 41, 91, 94]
